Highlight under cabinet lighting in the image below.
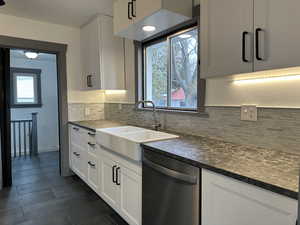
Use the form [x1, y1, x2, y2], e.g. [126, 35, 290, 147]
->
[105, 90, 127, 94]
[233, 75, 300, 85]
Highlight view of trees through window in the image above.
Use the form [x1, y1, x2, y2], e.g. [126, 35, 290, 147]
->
[144, 27, 198, 110]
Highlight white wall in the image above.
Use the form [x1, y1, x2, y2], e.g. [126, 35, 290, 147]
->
[10, 53, 60, 153]
[0, 13, 104, 104]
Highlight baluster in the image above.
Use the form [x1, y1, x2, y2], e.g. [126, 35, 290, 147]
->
[18, 121, 21, 157]
[13, 122, 16, 158]
[29, 121, 32, 156]
[23, 122, 27, 157]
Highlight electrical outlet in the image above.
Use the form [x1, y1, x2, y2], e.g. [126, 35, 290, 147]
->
[241, 105, 257, 121]
[85, 107, 91, 116]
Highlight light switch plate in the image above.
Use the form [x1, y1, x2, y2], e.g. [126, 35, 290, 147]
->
[241, 105, 257, 121]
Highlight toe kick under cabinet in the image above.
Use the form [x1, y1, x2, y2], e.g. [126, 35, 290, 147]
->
[69, 125, 142, 225]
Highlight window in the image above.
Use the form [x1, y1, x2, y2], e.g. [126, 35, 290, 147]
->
[143, 26, 200, 111]
[11, 68, 42, 108]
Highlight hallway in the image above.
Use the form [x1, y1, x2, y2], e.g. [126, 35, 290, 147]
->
[0, 152, 127, 225]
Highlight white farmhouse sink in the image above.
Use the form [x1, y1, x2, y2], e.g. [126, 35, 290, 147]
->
[96, 126, 178, 161]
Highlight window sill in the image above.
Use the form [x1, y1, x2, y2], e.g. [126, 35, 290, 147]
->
[135, 107, 209, 118]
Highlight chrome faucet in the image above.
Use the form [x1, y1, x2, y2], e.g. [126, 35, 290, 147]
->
[135, 100, 162, 131]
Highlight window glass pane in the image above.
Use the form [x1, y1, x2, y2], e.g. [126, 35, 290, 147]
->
[144, 41, 168, 107]
[16, 75, 36, 103]
[170, 28, 198, 109]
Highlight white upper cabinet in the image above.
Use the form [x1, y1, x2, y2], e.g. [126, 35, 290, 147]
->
[114, 0, 193, 41]
[202, 169, 297, 225]
[253, 0, 300, 72]
[81, 15, 125, 90]
[200, 0, 300, 78]
[200, 0, 254, 78]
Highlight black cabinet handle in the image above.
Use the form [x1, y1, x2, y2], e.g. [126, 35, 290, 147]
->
[112, 165, 117, 183]
[88, 161, 96, 168]
[131, 0, 136, 18]
[116, 167, 121, 185]
[73, 127, 79, 131]
[88, 132, 95, 136]
[255, 28, 263, 61]
[88, 142, 95, 147]
[73, 152, 80, 157]
[128, 2, 133, 20]
[87, 74, 93, 88]
[242, 31, 250, 62]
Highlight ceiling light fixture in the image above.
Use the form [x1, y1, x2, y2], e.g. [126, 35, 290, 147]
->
[24, 51, 39, 59]
[233, 74, 300, 85]
[142, 25, 156, 32]
[0, 0, 5, 6]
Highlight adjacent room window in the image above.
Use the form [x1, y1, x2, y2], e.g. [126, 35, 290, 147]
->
[143, 26, 199, 111]
[11, 68, 42, 108]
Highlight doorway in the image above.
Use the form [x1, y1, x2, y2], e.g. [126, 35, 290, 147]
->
[0, 36, 69, 188]
[9, 49, 60, 185]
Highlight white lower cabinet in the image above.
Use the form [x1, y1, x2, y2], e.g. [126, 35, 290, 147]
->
[69, 125, 142, 225]
[119, 166, 142, 225]
[101, 156, 120, 209]
[202, 169, 297, 225]
[86, 152, 100, 192]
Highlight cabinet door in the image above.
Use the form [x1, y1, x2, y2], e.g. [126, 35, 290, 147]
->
[202, 169, 297, 225]
[87, 152, 100, 192]
[200, 0, 254, 78]
[101, 156, 119, 210]
[81, 18, 101, 90]
[254, 0, 300, 72]
[119, 166, 142, 225]
[134, 0, 161, 23]
[113, 0, 134, 35]
[71, 146, 87, 180]
[100, 16, 125, 90]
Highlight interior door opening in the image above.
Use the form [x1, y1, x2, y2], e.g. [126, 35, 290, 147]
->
[9, 49, 60, 186]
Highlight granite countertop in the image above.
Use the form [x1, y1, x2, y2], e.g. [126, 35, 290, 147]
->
[68, 120, 299, 199]
[68, 120, 124, 132]
[142, 135, 300, 199]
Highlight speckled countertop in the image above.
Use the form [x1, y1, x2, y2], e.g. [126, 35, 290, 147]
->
[142, 135, 300, 199]
[69, 120, 299, 199]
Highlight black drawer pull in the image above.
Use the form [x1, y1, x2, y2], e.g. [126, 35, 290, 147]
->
[73, 152, 80, 157]
[73, 127, 79, 131]
[88, 142, 96, 147]
[88, 161, 96, 168]
[88, 132, 95, 136]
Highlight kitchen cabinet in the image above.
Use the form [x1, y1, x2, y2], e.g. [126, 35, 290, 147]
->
[200, 0, 300, 78]
[119, 166, 142, 225]
[69, 125, 142, 225]
[81, 15, 125, 90]
[86, 152, 100, 192]
[113, 0, 193, 41]
[202, 169, 297, 225]
[101, 156, 120, 210]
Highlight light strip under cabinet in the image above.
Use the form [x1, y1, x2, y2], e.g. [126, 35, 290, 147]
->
[233, 75, 300, 85]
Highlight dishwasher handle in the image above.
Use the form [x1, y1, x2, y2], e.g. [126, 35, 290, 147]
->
[143, 158, 198, 184]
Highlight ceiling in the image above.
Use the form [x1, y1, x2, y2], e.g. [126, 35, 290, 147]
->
[0, 0, 113, 27]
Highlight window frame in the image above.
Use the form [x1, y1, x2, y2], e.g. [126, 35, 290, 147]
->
[140, 19, 205, 113]
[10, 67, 42, 108]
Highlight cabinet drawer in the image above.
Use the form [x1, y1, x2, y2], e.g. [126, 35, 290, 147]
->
[87, 152, 101, 192]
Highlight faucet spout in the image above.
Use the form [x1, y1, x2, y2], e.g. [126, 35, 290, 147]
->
[135, 100, 161, 131]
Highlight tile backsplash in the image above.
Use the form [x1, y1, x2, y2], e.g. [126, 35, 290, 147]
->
[68, 103, 104, 121]
[104, 103, 300, 154]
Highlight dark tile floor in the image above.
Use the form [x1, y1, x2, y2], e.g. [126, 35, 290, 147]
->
[0, 152, 128, 225]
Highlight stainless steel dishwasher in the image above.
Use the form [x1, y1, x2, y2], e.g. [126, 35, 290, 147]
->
[142, 150, 200, 225]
